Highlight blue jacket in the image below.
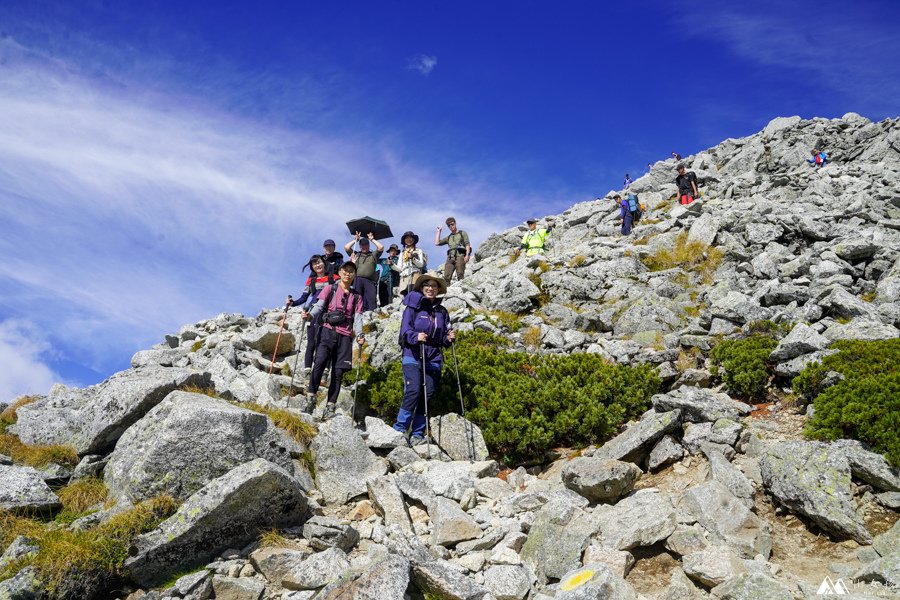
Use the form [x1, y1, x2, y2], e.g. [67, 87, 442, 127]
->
[400, 291, 451, 365]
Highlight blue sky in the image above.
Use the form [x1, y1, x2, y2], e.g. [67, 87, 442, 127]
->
[1, 0, 898, 401]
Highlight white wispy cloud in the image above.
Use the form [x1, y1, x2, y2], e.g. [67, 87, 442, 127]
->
[0, 319, 64, 403]
[0, 39, 516, 383]
[407, 54, 437, 75]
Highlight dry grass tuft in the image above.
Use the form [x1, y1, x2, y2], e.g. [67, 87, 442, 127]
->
[57, 478, 109, 517]
[522, 326, 542, 349]
[641, 231, 723, 284]
[259, 528, 306, 550]
[1, 395, 40, 426]
[567, 255, 587, 268]
[237, 402, 317, 446]
[179, 384, 220, 398]
[0, 434, 78, 469]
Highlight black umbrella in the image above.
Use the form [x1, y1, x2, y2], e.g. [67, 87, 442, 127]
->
[346, 216, 393, 240]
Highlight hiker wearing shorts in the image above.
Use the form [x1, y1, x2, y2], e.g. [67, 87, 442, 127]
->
[435, 217, 471, 283]
[675, 163, 699, 205]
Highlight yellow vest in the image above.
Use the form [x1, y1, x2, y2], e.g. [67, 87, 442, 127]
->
[521, 228, 550, 256]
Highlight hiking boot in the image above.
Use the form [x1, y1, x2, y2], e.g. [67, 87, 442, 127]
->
[323, 403, 337, 420]
[409, 435, 427, 447]
[301, 393, 317, 414]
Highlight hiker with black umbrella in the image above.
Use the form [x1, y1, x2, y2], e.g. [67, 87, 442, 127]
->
[344, 231, 383, 312]
[391, 273, 455, 446]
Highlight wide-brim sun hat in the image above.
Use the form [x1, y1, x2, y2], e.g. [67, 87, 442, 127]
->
[413, 272, 448, 295]
[401, 230, 420, 245]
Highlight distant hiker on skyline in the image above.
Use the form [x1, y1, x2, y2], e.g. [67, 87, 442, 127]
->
[671, 151, 682, 161]
[435, 216, 471, 283]
[397, 231, 427, 295]
[321, 239, 343, 277]
[300, 262, 364, 419]
[520, 218, 552, 256]
[286, 254, 334, 374]
[675, 163, 699, 205]
[344, 231, 383, 312]
[647, 162, 653, 171]
[623, 173, 633, 188]
[808, 148, 828, 168]
[391, 273, 454, 446]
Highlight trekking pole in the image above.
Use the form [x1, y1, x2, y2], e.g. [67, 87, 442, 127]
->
[421, 342, 431, 460]
[268, 303, 290, 375]
[287, 321, 306, 397]
[352, 338, 363, 425]
[450, 339, 476, 463]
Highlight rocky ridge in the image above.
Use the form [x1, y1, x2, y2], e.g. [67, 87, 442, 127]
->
[2, 113, 899, 599]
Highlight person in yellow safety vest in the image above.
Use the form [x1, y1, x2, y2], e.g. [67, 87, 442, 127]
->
[520, 218, 552, 256]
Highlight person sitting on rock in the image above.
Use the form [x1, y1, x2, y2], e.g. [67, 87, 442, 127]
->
[286, 254, 335, 374]
[300, 262, 365, 419]
[675, 163, 699, 205]
[344, 231, 383, 312]
[391, 273, 455, 446]
[807, 148, 828, 168]
[435, 216, 472, 283]
[321, 239, 343, 277]
[397, 231, 427, 295]
[520, 218, 552, 256]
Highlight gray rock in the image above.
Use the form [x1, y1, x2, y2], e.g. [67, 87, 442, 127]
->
[475, 477, 512, 500]
[0, 465, 60, 514]
[660, 568, 706, 600]
[823, 319, 900, 342]
[688, 213, 721, 246]
[282, 547, 351, 590]
[429, 413, 490, 462]
[483, 564, 535, 600]
[581, 544, 635, 578]
[593, 488, 677, 551]
[71, 454, 108, 480]
[241, 324, 296, 357]
[302, 515, 360, 552]
[873, 520, 900, 558]
[875, 491, 900, 510]
[520, 498, 599, 583]
[15, 367, 210, 455]
[853, 551, 900, 588]
[833, 239, 879, 261]
[363, 417, 406, 449]
[710, 571, 793, 600]
[173, 569, 212, 597]
[682, 545, 747, 587]
[104, 392, 296, 502]
[708, 419, 742, 446]
[210, 575, 265, 600]
[561, 458, 642, 503]
[456, 527, 507, 554]
[396, 471, 439, 508]
[594, 409, 682, 463]
[411, 559, 490, 600]
[682, 422, 714, 455]
[248, 547, 310, 585]
[759, 441, 872, 543]
[432, 496, 482, 547]
[664, 525, 709, 557]
[831, 439, 900, 492]
[311, 415, 387, 505]
[422, 461, 477, 502]
[386, 446, 420, 470]
[769, 323, 830, 361]
[0, 566, 39, 599]
[124, 458, 308, 587]
[652, 387, 751, 423]
[0, 536, 39, 572]
[682, 480, 771, 559]
[367, 475, 413, 533]
[555, 563, 638, 600]
[648, 435, 685, 471]
[774, 349, 839, 378]
[702, 444, 755, 506]
[316, 555, 410, 600]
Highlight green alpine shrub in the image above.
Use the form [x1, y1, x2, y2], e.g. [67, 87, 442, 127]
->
[795, 338, 900, 466]
[709, 334, 777, 399]
[354, 329, 660, 463]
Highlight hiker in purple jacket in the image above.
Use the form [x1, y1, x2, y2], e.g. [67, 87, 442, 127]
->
[614, 194, 634, 236]
[391, 273, 455, 445]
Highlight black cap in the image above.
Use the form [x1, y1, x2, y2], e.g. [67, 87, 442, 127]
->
[323, 239, 336, 247]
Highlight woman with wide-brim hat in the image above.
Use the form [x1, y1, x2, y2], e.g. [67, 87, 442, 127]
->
[392, 272, 454, 445]
[396, 230, 427, 296]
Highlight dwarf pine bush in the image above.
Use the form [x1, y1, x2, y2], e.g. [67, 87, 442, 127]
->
[354, 329, 660, 463]
[710, 334, 778, 400]
[795, 338, 900, 466]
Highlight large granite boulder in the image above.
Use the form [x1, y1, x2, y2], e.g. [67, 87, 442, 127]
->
[594, 409, 682, 464]
[15, 367, 210, 455]
[651, 388, 751, 423]
[769, 322, 830, 362]
[429, 413, 490, 462]
[311, 415, 388, 505]
[561, 458, 642, 503]
[521, 498, 600, 583]
[759, 441, 872, 543]
[0, 465, 60, 514]
[593, 488, 677, 551]
[411, 559, 490, 600]
[555, 563, 639, 600]
[431, 497, 483, 547]
[682, 480, 771, 559]
[316, 555, 410, 600]
[367, 474, 413, 533]
[124, 459, 308, 586]
[104, 392, 296, 502]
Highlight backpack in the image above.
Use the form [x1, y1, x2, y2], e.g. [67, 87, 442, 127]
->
[627, 194, 642, 222]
